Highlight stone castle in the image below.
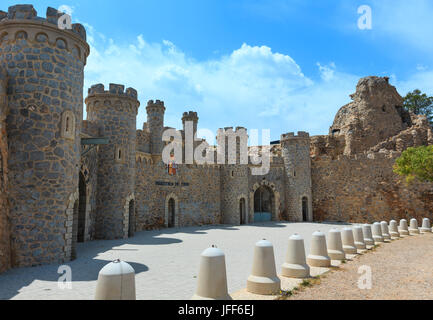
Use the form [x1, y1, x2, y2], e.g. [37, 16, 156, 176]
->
[0, 5, 432, 272]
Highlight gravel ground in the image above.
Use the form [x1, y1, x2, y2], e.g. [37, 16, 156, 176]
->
[290, 233, 433, 300]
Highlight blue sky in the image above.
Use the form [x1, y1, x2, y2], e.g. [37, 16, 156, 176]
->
[3, 0, 433, 140]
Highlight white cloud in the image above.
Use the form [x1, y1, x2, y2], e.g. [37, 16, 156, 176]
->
[84, 28, 344, 139]
[82, 20, 431, 140]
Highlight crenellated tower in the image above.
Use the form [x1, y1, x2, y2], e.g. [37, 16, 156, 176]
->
[85, 83, 140, 240]
[182, 111, 198, 137]
[146, 99, 165, 157]
[281, 132, 313, 222]
[0, 5, 89, 267]
[218, 127, 249, 225]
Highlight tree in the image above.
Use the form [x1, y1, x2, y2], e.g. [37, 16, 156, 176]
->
[403, 89, 433, 126]
[394, 145, 433, 183]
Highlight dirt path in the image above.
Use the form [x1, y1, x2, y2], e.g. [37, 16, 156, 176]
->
[289, 233, 433, 300]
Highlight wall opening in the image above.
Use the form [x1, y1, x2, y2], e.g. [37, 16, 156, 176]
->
[128, 199, 135, 237]
[240, 198, 246, 225]
[71, 200, 79, 260]
[254, 186, 274, 222]
[302, 197, 309, 222]
[168, 198, 175, 228]
[77, 172, 86, 243]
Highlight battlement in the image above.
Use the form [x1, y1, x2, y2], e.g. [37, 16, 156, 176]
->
[218, 127, 248, 135]
[182, 111, 198, 119]
[0, 5, 86, 41]
[87, 83, 138, 100]
[281, 131, 310, 141]
[147, 99, 165, 107]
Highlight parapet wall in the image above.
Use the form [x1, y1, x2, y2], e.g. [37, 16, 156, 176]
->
[0, 5, 89, 64]
[312, 153, 433, 223]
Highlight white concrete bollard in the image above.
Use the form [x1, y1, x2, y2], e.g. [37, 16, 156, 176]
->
[380, 221, 391, 241]
[372, 222, 384, 243]
[409, 219, 420, 235]
[399, 219, 409, 236]
[420, 218, 432, 233]
[327, 229, 346, 261]
[389, 220, 400, 239]
[281, 234, 310, 279]
[247, 239, 281, 295]
[341, 228, 357, 254]
[307, 231, 331, 267]
[192, 246, 232, 300]
[353, 226, 366, 250]
[94, 259, 136, 300]
[362, 224, 375, 246]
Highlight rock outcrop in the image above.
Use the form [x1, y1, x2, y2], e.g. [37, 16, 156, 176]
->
[329, 76, 412, 155]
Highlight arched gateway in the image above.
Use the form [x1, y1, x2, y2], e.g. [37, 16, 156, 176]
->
[250, 181, 280, 223]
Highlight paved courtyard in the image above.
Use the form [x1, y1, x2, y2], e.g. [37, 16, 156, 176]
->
[0, 222, 348, 300]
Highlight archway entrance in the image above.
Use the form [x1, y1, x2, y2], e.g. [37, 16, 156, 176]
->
[128, 200, 135, 237]
[168, 198, 175, 228]
[302, 197, 309, 222]
[254, 186, 274, 222]
[240, 198, 246, 225]
[77, 172, 86, 243]
[71, 200, 79, 260]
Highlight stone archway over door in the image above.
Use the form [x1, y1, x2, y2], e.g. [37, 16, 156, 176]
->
[165, 193, 180, 228]
[237, 195, 248, 225]
[250, 181, 280, 223]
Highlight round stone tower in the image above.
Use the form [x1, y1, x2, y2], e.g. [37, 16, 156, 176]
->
[0, 5, 89, 267]
[146, 99, 165, 156]
[281, 132, 313, 222]
[85, 83, 140, 240]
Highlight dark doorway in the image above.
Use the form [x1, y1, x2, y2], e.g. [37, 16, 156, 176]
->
[128, 200, 135, 237]
[254, 186, 273, 222]
[71, 200, 79, 260]
[77, 172, 86, 243]
[240, 198, 246, 225]
[168, 198, 175, 228]
[302, 197, 309, 222]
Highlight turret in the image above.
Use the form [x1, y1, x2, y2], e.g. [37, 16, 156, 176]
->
[0, 5, 89, 267]
[281, 132, 312, 222]
[146, 100, 165, 155]
[218, 127, 249, 225]
[182, 111, 199, 137]
[85, 83, 140, 240]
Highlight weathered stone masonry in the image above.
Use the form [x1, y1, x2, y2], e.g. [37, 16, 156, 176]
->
[0, 5, 89, 267]
[0, 5, 431, 273]
[86, 84, 139, 240]
[0, 65, 11, 273]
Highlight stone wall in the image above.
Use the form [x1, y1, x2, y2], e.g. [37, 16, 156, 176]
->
[312, 152, 433, 223]
[135, 161, 221, 230]
[0, 65, 10, 273]
[1, 5, 89, 267]
[248, 164, 287, 222]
